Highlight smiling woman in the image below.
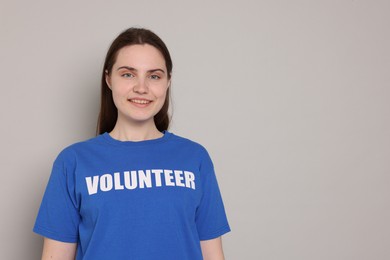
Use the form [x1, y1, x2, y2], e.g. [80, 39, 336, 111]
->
[106, 44, 170, 138]
[97, 28, 173, 138]
[33, 27, 230, 260]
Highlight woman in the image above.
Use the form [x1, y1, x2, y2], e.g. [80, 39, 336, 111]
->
[34, 27, 230, 260]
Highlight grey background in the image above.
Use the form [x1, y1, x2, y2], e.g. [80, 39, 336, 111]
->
[1, 0, 389, 259]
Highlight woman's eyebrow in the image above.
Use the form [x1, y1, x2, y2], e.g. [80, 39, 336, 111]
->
[117, 66, 165, 74]
[148, 69, 166, 74]
[117, 66, 136, 71]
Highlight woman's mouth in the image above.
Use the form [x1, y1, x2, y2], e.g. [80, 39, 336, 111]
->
[129, 99, 152, 104]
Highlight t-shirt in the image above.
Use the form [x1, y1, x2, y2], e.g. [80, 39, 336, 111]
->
[33, 131, 230, 259]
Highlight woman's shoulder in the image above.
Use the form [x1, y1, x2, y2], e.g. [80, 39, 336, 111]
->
[64, 135, 103, 150]
[53, 135, 105, 163]
[168, 132, 210, 155]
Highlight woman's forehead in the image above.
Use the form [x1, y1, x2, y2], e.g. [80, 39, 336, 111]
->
[115, 44, 166, 67]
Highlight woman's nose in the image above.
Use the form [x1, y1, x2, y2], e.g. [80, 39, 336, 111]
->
[133, 78, 148, 94]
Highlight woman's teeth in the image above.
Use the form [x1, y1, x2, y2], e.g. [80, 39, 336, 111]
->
[130, 99, 151, 104]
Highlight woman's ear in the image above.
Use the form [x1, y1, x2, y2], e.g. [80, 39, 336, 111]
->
[105, 70, 111, 89]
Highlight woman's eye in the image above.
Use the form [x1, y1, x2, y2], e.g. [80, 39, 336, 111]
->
[150, 75, 161, 80]
[122, 73, 134, 78]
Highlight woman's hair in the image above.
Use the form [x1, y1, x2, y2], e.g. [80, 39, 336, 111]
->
[96, 27, 173, 135]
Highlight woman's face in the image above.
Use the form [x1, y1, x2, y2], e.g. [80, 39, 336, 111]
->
[106, 44, 170, 128]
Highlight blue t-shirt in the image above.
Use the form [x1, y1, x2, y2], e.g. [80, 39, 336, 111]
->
[33, 131, 230, 259]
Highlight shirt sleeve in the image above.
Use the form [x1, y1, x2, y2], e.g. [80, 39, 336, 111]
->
[195, 148, 231, 240]
[33, 150, 80, 243]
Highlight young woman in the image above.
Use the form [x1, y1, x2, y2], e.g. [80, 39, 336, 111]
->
[34, 28, 230, 260]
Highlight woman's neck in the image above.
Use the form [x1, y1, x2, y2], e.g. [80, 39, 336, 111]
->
[109, 120, 163, 142]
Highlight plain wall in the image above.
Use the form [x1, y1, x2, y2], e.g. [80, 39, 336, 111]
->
[1, 0, 389, 259]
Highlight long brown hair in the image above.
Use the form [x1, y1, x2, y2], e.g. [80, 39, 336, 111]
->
[96, 28, 173, 135]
